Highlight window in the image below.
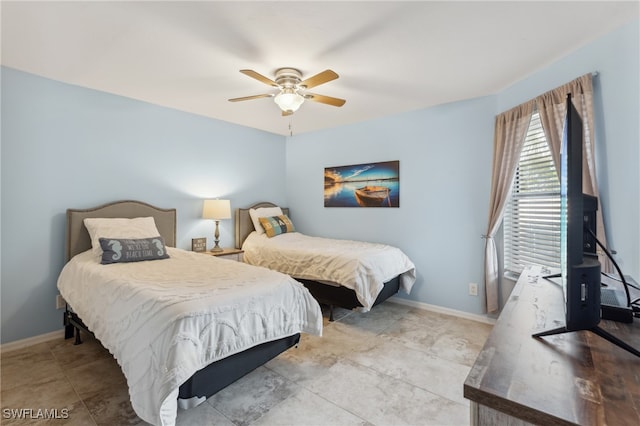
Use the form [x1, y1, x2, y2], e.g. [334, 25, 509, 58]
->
[504, 111, 560, 275]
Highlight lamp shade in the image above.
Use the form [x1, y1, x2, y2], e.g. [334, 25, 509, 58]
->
[274, 89, 304, 112]
[202, 199, 231, 220]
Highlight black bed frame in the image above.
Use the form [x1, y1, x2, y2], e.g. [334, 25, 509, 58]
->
[64, 310, 299, 403]
[178, 334, 300, 401]
[298, 276, 400, 321]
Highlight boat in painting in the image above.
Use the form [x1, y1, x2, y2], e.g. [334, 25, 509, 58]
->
[354, 185, 391, 207]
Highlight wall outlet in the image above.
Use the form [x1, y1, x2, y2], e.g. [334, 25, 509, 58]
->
[469, 282, 478, 296]
[56, 294, 66, 310]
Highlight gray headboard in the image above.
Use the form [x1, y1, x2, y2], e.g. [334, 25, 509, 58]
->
[235, 202, 289, 249]
[66, 200, 177, 261]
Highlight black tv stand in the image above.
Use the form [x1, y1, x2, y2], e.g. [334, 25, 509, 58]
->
[533, 325, 640, 358]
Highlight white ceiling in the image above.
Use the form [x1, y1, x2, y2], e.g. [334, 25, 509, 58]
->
[2, 1, 638, 136]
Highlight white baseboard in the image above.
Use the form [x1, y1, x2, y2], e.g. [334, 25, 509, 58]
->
[0, 329, 65, 354]
[388, 296, 497, 325]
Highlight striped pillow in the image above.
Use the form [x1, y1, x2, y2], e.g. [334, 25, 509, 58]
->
[258, 215, 295, 238]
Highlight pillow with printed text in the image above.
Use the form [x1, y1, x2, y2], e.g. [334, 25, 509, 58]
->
[84, 217, 162, 257]
[99, 236, 170, 264]
[258, 215, 296, 238]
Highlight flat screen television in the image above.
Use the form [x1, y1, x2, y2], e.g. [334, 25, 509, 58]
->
[560, 93, 601, 331]
[533, 94, 639, 357]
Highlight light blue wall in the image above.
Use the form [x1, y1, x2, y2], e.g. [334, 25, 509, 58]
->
[286, 19, 639, 316]
[286, 96, 496, 315]
[1, 67, 287, 343]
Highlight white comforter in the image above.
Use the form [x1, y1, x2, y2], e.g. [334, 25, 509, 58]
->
[57, 248, 322, 426]
[242, 232, 416, 310]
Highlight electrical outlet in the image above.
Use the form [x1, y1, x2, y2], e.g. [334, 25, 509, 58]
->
[56, 294, 66, 310]
[469, 282, 478, 296]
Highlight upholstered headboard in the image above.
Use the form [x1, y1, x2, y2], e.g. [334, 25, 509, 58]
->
[66, 200, 177, 261]
[235, 202, 289, 249]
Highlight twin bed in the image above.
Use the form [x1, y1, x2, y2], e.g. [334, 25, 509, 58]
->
[58, 199, 415, 426]
[235, 202, 416, 320]
[58, 200, 322, 426]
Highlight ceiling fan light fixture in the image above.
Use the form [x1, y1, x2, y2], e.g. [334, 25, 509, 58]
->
[274, 89, 304, 112]
[231, 68, 344, 114]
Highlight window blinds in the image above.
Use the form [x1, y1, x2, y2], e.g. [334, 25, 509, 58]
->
[504, 112, 560, 274]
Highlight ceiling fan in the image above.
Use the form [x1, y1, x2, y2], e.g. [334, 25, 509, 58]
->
[228, 68, 346, 116]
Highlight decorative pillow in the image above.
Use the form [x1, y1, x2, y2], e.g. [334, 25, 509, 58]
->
[99, 237, 169, 264]
[258, 215, 295, 238]
[84, 217, 162, 256]
[249, 207, 283, 235]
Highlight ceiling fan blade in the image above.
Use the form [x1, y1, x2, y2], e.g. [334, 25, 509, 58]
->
[228, 93, 274, 102]
[300, 69, 339, 89]
[240, 69, 278, 87]
[304, 93, 346, 107]
[282, 110, 294, 117]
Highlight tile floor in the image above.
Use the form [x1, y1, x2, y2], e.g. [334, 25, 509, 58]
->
[0, 303, 492, 425]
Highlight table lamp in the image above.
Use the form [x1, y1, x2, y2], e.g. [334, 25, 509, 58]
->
[202, 199, 231, 252]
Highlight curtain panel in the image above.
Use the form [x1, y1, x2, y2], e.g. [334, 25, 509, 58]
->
[485, 73, 611, 313]
[535, 73, 611, 272]
[484, 100, 535, 313]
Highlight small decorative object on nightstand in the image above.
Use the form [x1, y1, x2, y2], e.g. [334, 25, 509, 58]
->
[200, 248, 244, 262]
[191, 237, 207, 252]
[202, 199, 231, 252]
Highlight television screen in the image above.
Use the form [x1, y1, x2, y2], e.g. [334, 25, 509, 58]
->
[559, 110, 568, 311]
[560, 95, 600, 331]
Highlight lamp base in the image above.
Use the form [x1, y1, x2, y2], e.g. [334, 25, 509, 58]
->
[211, 220, 223, 252]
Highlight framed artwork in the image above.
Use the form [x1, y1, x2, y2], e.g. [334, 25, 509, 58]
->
[191, 237, 207, 252]
[324, 160, 399, 207]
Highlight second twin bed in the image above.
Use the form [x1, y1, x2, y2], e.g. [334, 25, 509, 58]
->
[236, 202, 416, 319]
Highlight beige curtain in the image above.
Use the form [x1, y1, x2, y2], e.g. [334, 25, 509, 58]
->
[484, 100, 535, 312]
[536, 73, 611, 272]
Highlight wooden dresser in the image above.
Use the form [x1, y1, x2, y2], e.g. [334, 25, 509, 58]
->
[464, 265, 640, 425]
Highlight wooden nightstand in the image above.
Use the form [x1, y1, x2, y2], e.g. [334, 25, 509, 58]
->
[199, 248, 244, 262]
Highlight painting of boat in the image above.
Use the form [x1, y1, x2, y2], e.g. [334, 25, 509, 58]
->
[355, 185, 391, 207]
[324, 160, 399, 207]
